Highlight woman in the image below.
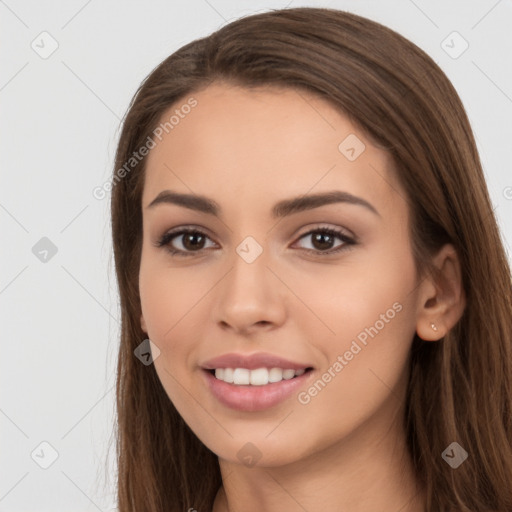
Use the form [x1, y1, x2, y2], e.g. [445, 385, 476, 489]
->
[110, 7, 512, 511]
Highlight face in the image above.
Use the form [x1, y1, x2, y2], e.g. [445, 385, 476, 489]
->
[138, 82, 421, 467]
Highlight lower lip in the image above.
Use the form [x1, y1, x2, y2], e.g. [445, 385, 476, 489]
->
[202, 369, 313, 412]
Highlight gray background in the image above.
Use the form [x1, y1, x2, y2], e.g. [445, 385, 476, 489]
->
[1, 0, 511, 510]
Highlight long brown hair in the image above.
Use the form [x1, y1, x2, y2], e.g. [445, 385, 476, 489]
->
[109, 7, 512, 511]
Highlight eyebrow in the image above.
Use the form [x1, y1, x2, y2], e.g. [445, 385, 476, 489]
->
[146, 190, 380, 218]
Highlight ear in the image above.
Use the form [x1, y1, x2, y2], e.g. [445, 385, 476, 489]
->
[415, 244, 466, 341]
[140, 313, 148, 333]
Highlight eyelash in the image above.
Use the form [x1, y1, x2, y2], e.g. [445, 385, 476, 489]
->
[155, 225, 356, 258]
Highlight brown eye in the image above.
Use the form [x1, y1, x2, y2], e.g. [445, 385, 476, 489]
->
[180, 232, 207, 251]
[156, 228, 215, 256]
[295, 227, 356, 255]
[311, 232, 336, 250]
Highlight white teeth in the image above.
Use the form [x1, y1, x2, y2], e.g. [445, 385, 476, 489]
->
[223, 368, 234, 383]
[232, 368, 250, 385]
[268, 367, 283, 383]
[249, 368, 268, 386]
[212, 367, 308, 385]
[282, 369, 295, 380]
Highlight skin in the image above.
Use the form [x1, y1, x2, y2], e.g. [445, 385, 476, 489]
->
[138, 82, 465, 512]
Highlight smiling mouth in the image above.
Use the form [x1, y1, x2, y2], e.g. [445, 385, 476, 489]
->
[206, 367, 314, 386]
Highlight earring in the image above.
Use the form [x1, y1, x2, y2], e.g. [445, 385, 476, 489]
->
[431, 323, 438, 332]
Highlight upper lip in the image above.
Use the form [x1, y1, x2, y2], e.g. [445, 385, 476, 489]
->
[201, 352, 313, 371]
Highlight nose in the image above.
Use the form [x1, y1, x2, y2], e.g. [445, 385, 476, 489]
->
[213, 246, 286, 335]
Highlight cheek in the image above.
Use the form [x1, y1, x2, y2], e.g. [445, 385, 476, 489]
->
[139, 260, 206, 416]
[138, 254, 219, 399]
[138, 259, 196, 389]
[139, 255, 204, 343]
[286, 302, 416, 461]
[287, 243, 416, 349]
[289, 248, 417, 435]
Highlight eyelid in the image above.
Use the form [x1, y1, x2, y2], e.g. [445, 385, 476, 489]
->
[294, 223, 356, 242]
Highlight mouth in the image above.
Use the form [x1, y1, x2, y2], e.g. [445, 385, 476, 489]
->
[205, 367, 314, 385]
[202, 367, 315, 412]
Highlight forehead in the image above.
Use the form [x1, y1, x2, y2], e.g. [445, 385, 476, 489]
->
[142, 83, 405, 221]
